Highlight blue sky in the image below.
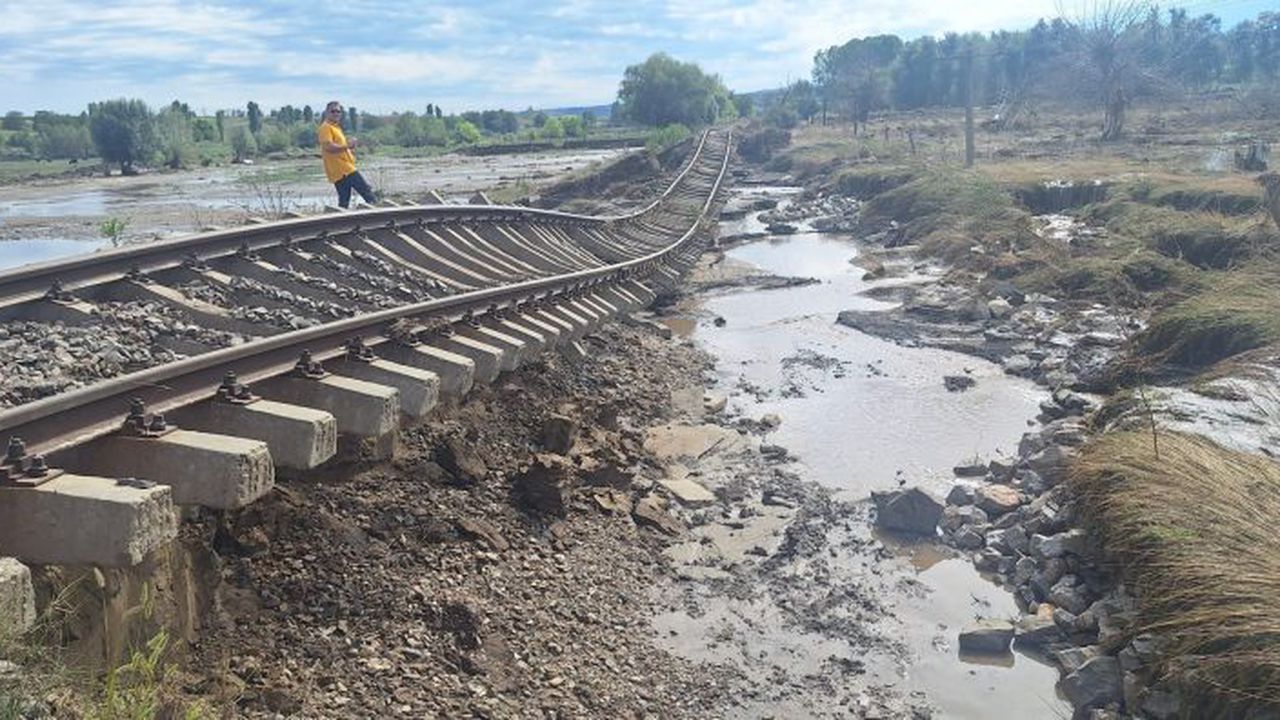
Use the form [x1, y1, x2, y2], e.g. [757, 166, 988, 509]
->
[1, 0, 1273, 115]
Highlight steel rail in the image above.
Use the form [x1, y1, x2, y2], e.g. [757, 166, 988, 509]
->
[0, 131, 712, 312]
[0, 129, 732, 457]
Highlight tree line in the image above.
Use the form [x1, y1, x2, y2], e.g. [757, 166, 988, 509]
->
[765, 6, 1280, 138]
[0, 98, 608, 174]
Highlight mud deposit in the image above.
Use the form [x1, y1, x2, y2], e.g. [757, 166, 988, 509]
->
[650, 188, 1071, 718]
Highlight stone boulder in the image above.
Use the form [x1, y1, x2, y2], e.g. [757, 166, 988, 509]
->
[541, 414, 579, 455]
[872, 487, 944, 535]
[959, 619, 1015, 653]
[1060, 656, 1122, 710]
[976, 485, 1022, 516]
[436, 436, 488, 487]
[512, 454, 577, 516]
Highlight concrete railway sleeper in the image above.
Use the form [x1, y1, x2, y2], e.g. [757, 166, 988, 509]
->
[0, 129, 730, 574]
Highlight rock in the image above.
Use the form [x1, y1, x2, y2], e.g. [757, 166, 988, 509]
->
[582, 462, 632, 490]
[760, 413, 782, 429]
[1027, 444, 1077, 479]
[946, 484, 975, 506]
[1013, 556, 1037, 586]
[1053, 646, 1101, 674]
[1003, 354, 1034, 375]
[454, 517, 510, 552]
[766, 222, 798, 234]
[590, 488, 633, 515]
[1060, 656, 1122, 710]
[759, 444, 789, 460]
[953, 524, 986, 550]
[872, 487, 944, 535]
[541, 414, 579, 455]
[1013, 613, 1061, 649]
[632, 495, 683, 535]
[974, 548, 1004, 572]
[988, 457, 1016, 481]
[988, 297, 1013, 319]
[953, 460, 988, 477]
[975, 485, 1022, 516]
[436, 436, 488, 486]
[1031, 529, 1088, 559]
[512, 454, 577, 515]
[986, 526, 1030, 555]
[1049, 576, 1092, 615]
[959, 619, 1015, 653]
[940, 504, 987, 532]
[944, 375, 976, 392]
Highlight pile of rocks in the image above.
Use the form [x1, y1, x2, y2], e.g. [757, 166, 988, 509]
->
[934, 405, 1181, 719]
[759, 194, 861, 232]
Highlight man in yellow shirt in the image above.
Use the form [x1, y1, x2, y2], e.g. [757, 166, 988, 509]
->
[317, 100, 377, 208]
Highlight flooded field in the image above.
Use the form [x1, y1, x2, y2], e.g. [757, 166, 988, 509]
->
[0, 147, 628, 270]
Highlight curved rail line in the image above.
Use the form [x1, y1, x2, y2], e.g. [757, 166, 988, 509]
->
[0, 129, 733, 463]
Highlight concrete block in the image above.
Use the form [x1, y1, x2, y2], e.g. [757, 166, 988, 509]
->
[566, 298, 605, 326]
[173, 399, 337, 470]
[483, 317, 546, 355]
[378, 343, 475, 400]
[0, 474, 178, 566]
[503, 313, 560, 349]
[0, 558, 36, 635]
[525, 308, 575, 342]
[429, 334, 504, 383]
[257, 375, 399, 438]
[456, 325, 527, 371]
[542, 304, 590, 339]
[68, 431, 274, 510]
[330, 357, 440, 418]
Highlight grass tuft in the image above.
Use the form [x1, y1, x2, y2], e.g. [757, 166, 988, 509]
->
[1138, 268, 1280, 369]
[1071, 431, 1280, 714]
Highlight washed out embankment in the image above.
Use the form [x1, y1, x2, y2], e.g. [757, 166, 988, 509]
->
[737, 114, 1280, 717]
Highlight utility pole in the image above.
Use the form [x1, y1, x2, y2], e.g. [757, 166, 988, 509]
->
[964, 49, 975, 168]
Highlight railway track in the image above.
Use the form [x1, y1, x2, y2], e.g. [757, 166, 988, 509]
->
[0, 129, 732, 567]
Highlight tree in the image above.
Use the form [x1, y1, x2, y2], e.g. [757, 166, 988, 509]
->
[156, 102, 195, 168]
[561, 115, 585, 138]
[453, 119, 481, 144]
[303, 105, 314, 124]
[192, 117, 217, 142]
[616, 52, 735, 127]
[88, 98, 157, 175]
[246, 101, 262, 134]
[813, 35, 902, 130]
[2, 111, 24, 131]
[229, 126, 256, 161]
[347, 106, 359, 131]
[1060, 1, 1153, 141]
[39, 124, 92, 159]
[426, 103, 435, 117]
[540, 116, 565, 140]
[215, 110, 226, 141]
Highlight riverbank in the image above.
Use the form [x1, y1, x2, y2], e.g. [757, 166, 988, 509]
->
[742, 109, 1280, 717]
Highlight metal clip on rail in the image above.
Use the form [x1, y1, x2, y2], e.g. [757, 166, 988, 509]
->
[216, 371, 258, 405]
[0, 436, 60, 487]
[122, 398, 173, 438]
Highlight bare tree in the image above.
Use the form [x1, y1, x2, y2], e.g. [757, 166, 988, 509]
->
[1057, 0, 1153, 140]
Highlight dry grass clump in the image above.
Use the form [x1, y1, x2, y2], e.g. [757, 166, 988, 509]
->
[858, 167, 1036, 263]
[1071, 431, 1280, 712]
[1138, 268, 1280, 369]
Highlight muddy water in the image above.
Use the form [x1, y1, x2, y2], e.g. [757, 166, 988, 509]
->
[674, 208, 1068, 716]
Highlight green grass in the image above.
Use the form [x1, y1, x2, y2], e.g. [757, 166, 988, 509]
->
[1071, 431, 1280, 715]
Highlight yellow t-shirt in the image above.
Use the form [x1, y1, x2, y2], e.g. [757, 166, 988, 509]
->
[317, 120, 357, 183]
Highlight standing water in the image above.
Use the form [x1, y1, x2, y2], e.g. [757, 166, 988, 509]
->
[667, 189, 1069, 717]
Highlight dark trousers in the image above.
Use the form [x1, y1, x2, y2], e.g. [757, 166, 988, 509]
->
[335, 171, 376, 208]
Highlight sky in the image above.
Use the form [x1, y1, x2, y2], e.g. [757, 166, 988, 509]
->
[1, 0, 1273, 116]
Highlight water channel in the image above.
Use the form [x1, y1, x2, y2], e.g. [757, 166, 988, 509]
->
[664, 188, 1069, 717]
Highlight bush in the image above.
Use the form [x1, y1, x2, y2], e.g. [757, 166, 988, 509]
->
[645, 123, 691, 153]
[256, 127, 291, 154]
[38, 125, 92, 160]
[737, 127, 791, 163]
